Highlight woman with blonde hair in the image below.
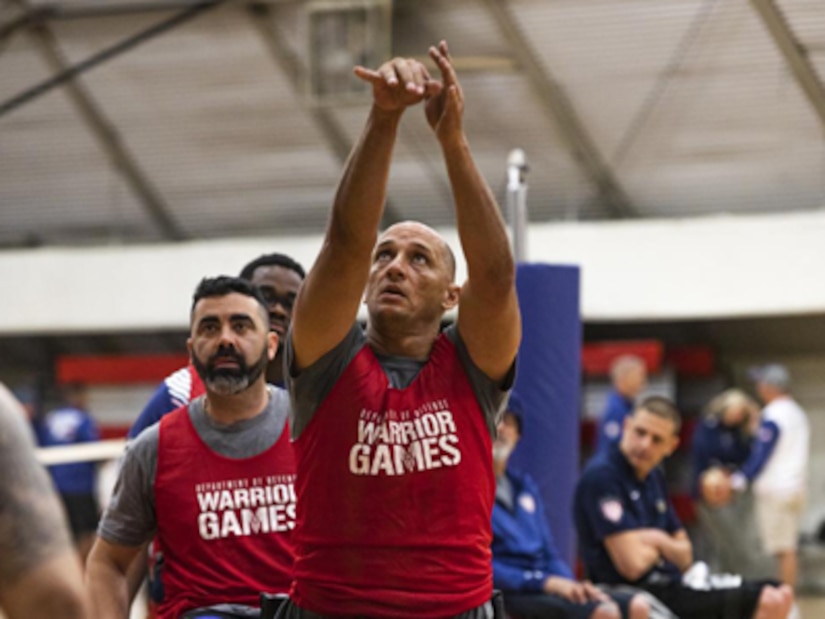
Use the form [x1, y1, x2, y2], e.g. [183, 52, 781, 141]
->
[692, 389, 774, 577]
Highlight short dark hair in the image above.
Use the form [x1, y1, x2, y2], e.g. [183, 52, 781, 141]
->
[635, 396, 682, 435]
[239, 253, 305, 281]
[191, 276, 269, 316]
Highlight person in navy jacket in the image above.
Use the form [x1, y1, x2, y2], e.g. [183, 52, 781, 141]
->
[492, 394, 649, 619]
[691, 389, 771, 578]
[575, 397, 792, 619]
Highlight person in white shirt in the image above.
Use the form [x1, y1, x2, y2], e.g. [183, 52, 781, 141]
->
[726, 364, 809, 590]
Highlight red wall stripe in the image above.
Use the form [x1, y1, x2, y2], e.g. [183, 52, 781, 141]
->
[581, 340, 663, 376]
[665, 345, 716, 377]
[56, 354, 190, 385]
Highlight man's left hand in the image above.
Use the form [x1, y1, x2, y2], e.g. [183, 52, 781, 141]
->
[425, 40, 464, 145]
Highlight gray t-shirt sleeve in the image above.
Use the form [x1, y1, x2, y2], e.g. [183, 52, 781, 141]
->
[285, 323, 365, 438]
[97, 425, 158, 547]
[446, 324, 516, 437]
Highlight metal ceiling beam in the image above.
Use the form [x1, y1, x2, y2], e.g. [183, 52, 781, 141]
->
[246, 2, 404, 227]
[750, 0, 825, 129]
[479, 0, 637, 218]
[1, 11, 32, 44]
[0, 1, 223, 118]
[3, 0, 293, 22]
[21, 11, 187, 240]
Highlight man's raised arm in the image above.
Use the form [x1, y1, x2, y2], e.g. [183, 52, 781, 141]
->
[291, 58, 440, 370]
[426, 42, 520, 383]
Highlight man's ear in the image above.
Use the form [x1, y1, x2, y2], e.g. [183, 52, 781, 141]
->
[442, 283, 461, 311]
[267, 332, 279, 360]
[186, 337, 194, 363]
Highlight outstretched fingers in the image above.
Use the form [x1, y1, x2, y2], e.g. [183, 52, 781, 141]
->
[353, 65, 391, 86]
[439, 40, 452, 62]
[359, 58, 440, 103]
[354, 58, 439, 111]
[356, 58, 432, 92]
[393, 58, 427, 95]
[429, 40, 458, 87]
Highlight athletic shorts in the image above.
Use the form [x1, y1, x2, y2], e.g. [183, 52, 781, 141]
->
[59, 493, 99, 538]
[644, 579, 776, 619]
[755, 492, 804, 554]
[181, 604, 262, 618]
[503, 590, 634, 619]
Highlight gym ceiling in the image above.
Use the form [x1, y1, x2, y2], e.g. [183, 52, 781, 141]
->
[1, 0, 823, 248]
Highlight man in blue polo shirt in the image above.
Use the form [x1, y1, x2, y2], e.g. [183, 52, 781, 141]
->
[492, 394, 649, 619]
[574, 396, 792, 619]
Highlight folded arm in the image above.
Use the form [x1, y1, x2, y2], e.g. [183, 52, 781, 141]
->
[639, 528, 692, 572]
[604, 527, 692, 582]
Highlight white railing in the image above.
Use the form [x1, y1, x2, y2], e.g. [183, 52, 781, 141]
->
[35, 439, 127, 465]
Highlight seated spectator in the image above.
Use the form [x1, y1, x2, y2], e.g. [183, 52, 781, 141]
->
[574, 397, 792, 619]
[492, 395, 649, 619]
[692, 389, 772, 578]
[39, 382, 100, 562]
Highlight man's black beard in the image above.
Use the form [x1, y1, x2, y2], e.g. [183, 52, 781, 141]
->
[192, 343, 268, 396]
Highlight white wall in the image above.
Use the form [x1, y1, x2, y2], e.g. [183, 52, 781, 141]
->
[3, 210, 825, 334]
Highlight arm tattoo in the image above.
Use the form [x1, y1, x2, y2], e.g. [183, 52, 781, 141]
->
[0, 386, 74, 587]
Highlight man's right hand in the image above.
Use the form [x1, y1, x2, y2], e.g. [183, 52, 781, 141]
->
[425, 41, 465, 146]
[354, 58, 440, 112]
[543, 576, 608, 604]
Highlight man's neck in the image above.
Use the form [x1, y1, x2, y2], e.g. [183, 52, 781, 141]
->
[204, 380, 269, 425]
[620, 446, 650, 481]
[764, 392, 789, 405]
[366, 321, 441, 360]
[614, 386, 634, 400]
